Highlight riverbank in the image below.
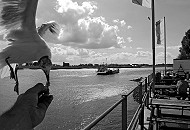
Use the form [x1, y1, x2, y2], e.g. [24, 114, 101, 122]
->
[17, 64, 173, 70]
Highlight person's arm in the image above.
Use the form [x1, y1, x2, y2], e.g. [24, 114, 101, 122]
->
[0, 105, 32, 129]
[0, 83, 53, 130]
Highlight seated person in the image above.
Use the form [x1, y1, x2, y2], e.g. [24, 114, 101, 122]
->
[176, 77, 189, 100]
[163, 72, 173, 85]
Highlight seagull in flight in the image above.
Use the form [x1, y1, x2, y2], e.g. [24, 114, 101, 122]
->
[0, 0, 58, 95]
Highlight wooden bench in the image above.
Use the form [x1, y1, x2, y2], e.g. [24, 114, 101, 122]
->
[147, 116, 190, 130]
[161, 79, 176, 85]
[151, 99, 190, 116]
[148, 99, 190, 130]
[147, 117, 190, 124]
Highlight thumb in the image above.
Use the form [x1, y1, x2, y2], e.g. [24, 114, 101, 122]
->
[38, 95, 53, 111]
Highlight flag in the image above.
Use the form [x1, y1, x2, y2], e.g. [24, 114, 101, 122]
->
[156, 18, 164, 45]
[132, 0, 151, 8]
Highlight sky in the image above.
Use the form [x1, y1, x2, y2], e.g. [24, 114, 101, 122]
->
[1, 0, 190, 65]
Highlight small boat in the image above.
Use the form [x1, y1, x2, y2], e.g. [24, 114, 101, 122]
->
[97, 65, 119, 75]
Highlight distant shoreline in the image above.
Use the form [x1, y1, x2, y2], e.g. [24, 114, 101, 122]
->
[17, 64, 173, 70]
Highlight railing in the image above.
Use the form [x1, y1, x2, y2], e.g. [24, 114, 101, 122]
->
[82, 76, 152, 130]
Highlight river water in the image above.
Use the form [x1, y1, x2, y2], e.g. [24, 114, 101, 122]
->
[0, 67, 166, 130]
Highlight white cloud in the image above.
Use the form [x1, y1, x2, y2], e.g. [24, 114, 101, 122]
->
[55, 0, 97, 24]
[167, 45, 180, 50]
[37, 0, 127, 50]
[127, 25, 132, 29]
[50, 45, 175, 64]
[127, 37, 132, 43]
[137, 47, 142, 50]
[100, 51, 152, 64]
[120, 20, 126, 27]
[113, 19, 119, 23]
[135, 51, 152, 58]
[156, 52, 174, 64]
[113, 19, 128, 27]
[156, 45, 180, 50]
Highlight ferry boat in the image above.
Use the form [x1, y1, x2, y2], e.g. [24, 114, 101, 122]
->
[96, 65, 119, 75]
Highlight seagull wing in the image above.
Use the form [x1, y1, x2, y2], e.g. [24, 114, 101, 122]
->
[0, 0, 39, 41]
[37, 21, 59, 38]
[0, 0, 44, 79]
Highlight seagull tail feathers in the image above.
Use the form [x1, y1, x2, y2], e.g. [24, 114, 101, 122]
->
[0, 0, 27, 36]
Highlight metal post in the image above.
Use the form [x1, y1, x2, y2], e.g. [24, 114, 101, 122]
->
[164, 17, 167, 75]
[151, 0, 155, 94]
[122, 95, 127, 130]
[149, 81, 152, 98]
[139, 83, 142, 104]
[141, 105, 144, 130]
[139, 83, 144, 130]
[145, 78, 148, 93]
[145, 78, 148, 107]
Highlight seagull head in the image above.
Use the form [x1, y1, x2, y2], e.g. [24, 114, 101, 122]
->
[38, 56, 52, 87]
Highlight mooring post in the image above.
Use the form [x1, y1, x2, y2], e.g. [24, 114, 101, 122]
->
[122, 95, 127, 130]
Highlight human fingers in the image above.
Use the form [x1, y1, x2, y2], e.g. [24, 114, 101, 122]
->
[38, 95, 53, 111]
[25, 83, 47, 95]
[31, 95, 53, 128]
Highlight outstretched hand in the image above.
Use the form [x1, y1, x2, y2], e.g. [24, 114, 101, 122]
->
[0, 83, 53, 129]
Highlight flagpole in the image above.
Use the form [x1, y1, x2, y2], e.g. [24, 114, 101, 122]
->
[164, 17, 167, 75]
[152, 0, 155, 93]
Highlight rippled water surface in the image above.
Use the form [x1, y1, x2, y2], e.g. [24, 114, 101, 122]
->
[0, 67, 166, 130]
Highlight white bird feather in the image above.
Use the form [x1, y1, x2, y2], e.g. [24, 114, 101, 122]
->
[0, 0, 58, 94]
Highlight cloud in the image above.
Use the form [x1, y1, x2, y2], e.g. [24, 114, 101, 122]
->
[135, 51, 152, 58]
[120, 20, 126, 27]
[137, 47, 142, 50]
[113, 19, 119, 23]
[127, 26, 132, 29]
[37, 0, 127, 49]
[51, 45, 95, 56]
[104, 51, 152, 64]
[167, 45, 180, 50]
[50, 45, 175, 65]
[55, 0, 97, 24]
[127, 37, 132, 43]
[156, 52, 174, 64]
[113, 19, 126, 27]
[156, 45, 180, 50]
